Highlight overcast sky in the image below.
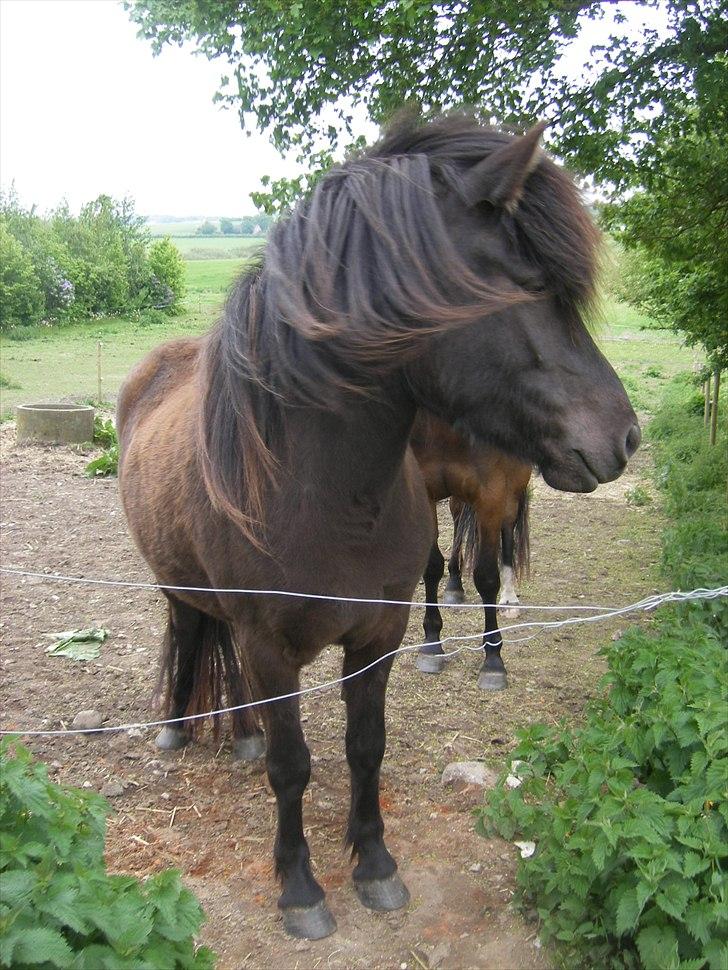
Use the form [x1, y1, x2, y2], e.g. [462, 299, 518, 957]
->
[1, 0, 668, 218]
[0, 0, 297, 217]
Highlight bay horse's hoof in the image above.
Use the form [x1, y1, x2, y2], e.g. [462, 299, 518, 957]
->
[478, 669, 508, 691]
[499, 599, 521, 619]
[415, 652, 447, 675]
[354, 872, 410, 912]
[232, 732, 266, 762]
[155, 726, 190, 751]
[443, 589, 465, 605]
[281, 900, 337, 940]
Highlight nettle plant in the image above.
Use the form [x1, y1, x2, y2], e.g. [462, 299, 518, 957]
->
[479, 615, 728, 970]
[0, 740, 215, 969]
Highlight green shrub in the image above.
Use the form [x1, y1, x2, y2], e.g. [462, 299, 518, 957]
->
[479, 616, 728, 969]
[479, 375, 728, 969]
[0, 223, 44, 330]
[148, 237, 185, 308]
[0, 739, 215, 968]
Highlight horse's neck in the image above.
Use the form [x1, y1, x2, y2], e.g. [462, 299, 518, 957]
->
[283, 379, 417, 517]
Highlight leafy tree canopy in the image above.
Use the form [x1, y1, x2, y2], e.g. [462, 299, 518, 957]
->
[126, 0, 727, 188]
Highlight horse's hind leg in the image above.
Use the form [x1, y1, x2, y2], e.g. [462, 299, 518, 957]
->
[343, 616, 410, 913]
[155, 598, 203, 751]
[498, 522, 521, 619]
[230, 665, 266, 762]
[443, 496, 466, 604]
[473, 520, 508, 691]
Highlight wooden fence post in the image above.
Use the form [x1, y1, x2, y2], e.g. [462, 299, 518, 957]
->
[709, 367, 720, 447]
[97, 341, 102, 405]
[704, 378, 711, 427]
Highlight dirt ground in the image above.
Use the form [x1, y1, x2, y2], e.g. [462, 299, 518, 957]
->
[0, 420, 664, 970]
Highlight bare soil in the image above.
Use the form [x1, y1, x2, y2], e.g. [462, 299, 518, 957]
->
[0, 421, 664, 970]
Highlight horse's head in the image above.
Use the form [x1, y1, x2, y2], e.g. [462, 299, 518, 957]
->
[403, 121, 640, 492]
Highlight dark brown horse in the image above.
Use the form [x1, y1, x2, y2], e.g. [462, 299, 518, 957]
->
[118, 113, 640, 940]
[410, 411, 532, 688]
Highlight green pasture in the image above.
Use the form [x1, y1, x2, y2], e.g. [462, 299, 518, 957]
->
[0, 259, 691, 419]
[162, 235, 264, 260]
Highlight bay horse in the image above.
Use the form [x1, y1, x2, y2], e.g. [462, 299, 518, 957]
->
[410, 411, 532, 688]
[118, 113, 640, 940]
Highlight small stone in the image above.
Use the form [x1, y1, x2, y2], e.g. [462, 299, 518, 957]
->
[72, 709, 104, 731]
[160, 792, 171, 800]
[441, 761, 499, 790]
[82, 781, 92, 789]
[469, 862, 482, 873]
[127, 727, 144, 739]
[101, 780, 124, 798]
[534, 938, 542, 949]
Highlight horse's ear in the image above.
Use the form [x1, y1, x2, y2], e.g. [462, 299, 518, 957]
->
[461, 121, 548, 211]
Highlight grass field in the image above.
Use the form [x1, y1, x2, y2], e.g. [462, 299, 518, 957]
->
[162, 235, 264, 259]
[0, 257, 694, 419]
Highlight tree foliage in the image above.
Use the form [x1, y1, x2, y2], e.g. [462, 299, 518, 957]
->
[125, 1, 727, 358]
[125, 1, 727, 184]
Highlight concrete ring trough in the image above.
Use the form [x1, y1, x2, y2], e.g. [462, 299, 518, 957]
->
[15, 403, 95, 445]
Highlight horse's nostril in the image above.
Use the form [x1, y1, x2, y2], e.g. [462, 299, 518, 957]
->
[626, 423, 641, 458]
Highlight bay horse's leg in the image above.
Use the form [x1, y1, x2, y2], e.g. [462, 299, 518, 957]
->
[498, 522, 521, 619]
[443, 496, 466, 604]
[416, 503, 447, 674]
[243, 633, 335, 940]
[343, 621, 410, 912]
[473, 520, 508, 691]
[155, 598, 202, 751]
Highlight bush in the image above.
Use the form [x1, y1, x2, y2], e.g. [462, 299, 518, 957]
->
[478, 375, 728, 969]
[0, 739, 215, 968]
[479, 613, 727, 970]
[0, 223, 44, 330]
[148, 237, 185, 307]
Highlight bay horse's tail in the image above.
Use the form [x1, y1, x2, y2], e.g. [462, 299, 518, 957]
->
[454, 485, 531, 579]
[156, 602, 259, 740]
[510, 486, 531, 581]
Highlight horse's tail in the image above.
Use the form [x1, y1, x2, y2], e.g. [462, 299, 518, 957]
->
[156, 605, 258, 739]
[510, 485, 531, 581]
[453, 502, 480, 575]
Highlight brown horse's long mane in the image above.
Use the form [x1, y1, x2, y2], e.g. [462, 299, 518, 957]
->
[199, 113, 600, 542]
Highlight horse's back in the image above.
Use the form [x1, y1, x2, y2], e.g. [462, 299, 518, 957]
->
[117, 337, 202, 449]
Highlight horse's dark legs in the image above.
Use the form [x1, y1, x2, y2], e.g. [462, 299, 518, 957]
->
[498, 522, 521, 618]
[443, 496, 466, 604]
[155, 598, 202, 751]
[230, 672, 266, 762]
[246, 637, 334, 940]
[343, 626, 409, 911]
[473, 528, 508, 691]
[416, 539, 446, 673]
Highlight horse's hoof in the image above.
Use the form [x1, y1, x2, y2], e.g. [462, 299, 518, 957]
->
[443, 589, 465, 605]
[354, 872, 410, 912]
[155, 726, 190, 751]
[415, 652, 447, 675]
[478, 669, 508, 691]
[281, 900, 337, 940]
[499, 600, 521, 619]
[232, 732, 266, 762]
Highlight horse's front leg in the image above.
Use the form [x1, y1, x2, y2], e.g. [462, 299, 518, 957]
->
[473, 521, 508, 691]
[343, 624, 410, 912]
[243, 630, 335, 940]
[417, 502, 447, 674]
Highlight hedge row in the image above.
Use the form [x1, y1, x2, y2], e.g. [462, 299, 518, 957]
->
[0, 192, 185, 331]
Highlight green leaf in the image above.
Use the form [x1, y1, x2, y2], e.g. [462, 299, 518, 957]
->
[10, 927, 74, 967]
[636, 923, 679, 970]
[615, 886, 641, 936]
[655, 876, 695, 920]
